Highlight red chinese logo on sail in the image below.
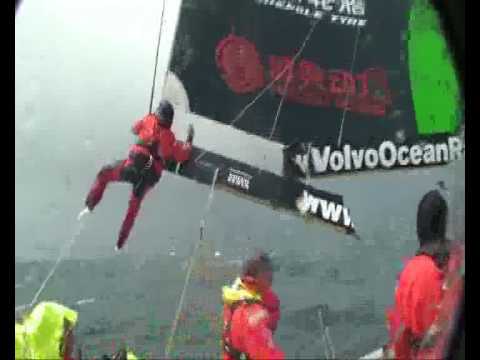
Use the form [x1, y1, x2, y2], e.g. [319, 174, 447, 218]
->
[216, 34, 392, 117]
[215, 35, 265, 94]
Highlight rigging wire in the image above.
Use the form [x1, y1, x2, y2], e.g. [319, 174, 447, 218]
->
[164, 167, 220, 358]
[15, 219, 85, 314]
[148, 0, 167, 114]
[317, 308, 336, 359]
[268, 18, 319, 141]
[268, 63, 293, 141]
[336, 25, 362, 148]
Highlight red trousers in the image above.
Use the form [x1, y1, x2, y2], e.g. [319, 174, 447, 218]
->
[85, 147, 162, 249]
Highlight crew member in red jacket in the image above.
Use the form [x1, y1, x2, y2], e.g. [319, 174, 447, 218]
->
[430, 240, 464, 359]
[386, 190, 452, 359]
[222, 252, 284, 360]
[79, 100, 194, 250]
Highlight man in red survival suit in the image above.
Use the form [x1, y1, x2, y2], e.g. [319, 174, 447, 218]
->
[222, 251, 284, 360]
[385, 190, 462, 359]
[79, 100, 194, 250]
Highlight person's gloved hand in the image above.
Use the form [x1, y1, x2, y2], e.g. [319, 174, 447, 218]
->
[187, 124, 195, 143]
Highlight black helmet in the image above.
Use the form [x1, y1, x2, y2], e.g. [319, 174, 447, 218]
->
[417, 190, 448, 246]
[155, 100, 174, 127]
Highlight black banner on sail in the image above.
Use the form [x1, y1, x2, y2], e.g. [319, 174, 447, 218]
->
[169, 0, 418, 148]
[172, 147, 355, 231]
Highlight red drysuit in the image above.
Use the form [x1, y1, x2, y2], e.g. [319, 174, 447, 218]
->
[431, 242, 464, 359]
[223, 280, 284, 360]
[84, 113, 192, 249]
[386, 255, 444, 359]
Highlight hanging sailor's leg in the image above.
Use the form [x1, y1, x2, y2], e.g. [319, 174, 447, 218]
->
[116, 186, 152, 251]
[115, 161, 161, 250]
[84, 160, 126, 212]
[81, 150, 150, 220]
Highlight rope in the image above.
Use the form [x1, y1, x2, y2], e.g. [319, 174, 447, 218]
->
[148, 0, 167, 114]
[267, 18, 320, 141]
[336, 26, 362, 148]
[317, 308, 336, 359]
[164, 167, 220, 358]
[194, 18, 320, 163]
[268, 64, 293, 141]
[15, 219, 85, 314]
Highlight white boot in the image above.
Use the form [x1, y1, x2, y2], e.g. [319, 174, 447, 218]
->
[77, 207, 90, 221]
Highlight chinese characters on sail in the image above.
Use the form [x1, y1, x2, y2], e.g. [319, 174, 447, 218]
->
[216, 34, 392, 117]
